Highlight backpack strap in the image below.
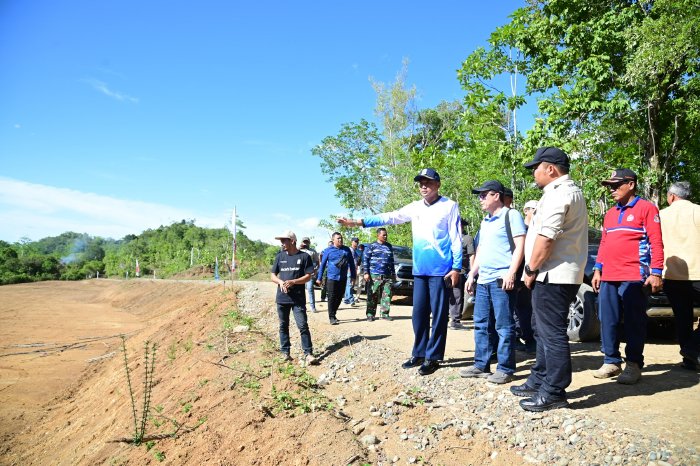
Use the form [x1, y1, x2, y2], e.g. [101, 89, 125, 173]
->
[504, 208, 515, 254]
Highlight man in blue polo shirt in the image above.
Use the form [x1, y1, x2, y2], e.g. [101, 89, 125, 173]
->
[461, 180, 526, 384]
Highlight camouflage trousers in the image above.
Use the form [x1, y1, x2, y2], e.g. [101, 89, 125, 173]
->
[366, 274, 393, 317]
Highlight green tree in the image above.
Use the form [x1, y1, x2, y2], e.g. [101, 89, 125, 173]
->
[461, 0, 700, 210]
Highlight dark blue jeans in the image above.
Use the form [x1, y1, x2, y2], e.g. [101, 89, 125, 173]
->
[411, 275, 450, 361]
[598, 281, 648, 366]
[277, 302, 313, 355]
[526, 281, 579, 398]
[473, 281, 516, 374]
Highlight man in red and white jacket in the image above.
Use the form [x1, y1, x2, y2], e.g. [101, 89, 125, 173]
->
[591, 168, 664, 385]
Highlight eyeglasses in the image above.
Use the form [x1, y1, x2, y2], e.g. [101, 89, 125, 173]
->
[478, 191, 495, 200]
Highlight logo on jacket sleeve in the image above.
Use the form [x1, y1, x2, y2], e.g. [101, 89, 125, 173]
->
[653, 214, 660, 223]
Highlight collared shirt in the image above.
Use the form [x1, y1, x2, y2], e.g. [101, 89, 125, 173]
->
[525, 174, 588, 284]
[594, 195, 664, 282]
[476, 207, 526, 284]
[363, 196, 462, 276]
[363, 241, 395, 276]
[317, 245, 357, 282]
[660, 199, 700, 280]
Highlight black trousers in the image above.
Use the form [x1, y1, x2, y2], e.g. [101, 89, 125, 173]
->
[326, 278, 346, 319]
[664, 279, 700, 359]
[526, 281, 579, 398]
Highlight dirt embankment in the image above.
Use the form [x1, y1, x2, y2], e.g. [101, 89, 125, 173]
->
[0, 280, 698, 465]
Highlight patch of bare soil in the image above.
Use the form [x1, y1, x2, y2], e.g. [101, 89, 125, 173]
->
[0, 280, 365, 465]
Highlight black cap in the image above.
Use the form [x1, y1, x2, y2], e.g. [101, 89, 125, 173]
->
[503, 187, 514, 199]
[351, 237, 359, 242]
[472, 180, 506, 195]
[523, 146, 570, 169]
[414, 168, 441, 182]
[601, 168, 637, 185]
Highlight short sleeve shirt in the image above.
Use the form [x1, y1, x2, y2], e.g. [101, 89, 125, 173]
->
[476, 207, 526, 284]
[271, 250, 314, 305]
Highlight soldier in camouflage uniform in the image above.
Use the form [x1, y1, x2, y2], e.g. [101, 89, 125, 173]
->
[363, 228, 396, 321]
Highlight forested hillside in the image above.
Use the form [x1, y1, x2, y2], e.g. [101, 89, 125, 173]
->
[0, 220, 278, 285]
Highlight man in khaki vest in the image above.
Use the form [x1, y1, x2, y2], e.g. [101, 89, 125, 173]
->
[660, 181, 700, 370]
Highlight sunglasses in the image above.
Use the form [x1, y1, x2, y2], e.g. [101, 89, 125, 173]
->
[478, 191, 496, 200]
[607, 181, 630, 191]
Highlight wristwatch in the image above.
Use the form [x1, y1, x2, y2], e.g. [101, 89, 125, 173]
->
[524, 264, 539, 277]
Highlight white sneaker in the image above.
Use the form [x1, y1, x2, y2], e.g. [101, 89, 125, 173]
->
[592, 363, 622, 379]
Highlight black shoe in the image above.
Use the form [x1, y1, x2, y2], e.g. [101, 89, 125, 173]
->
[519, 394, 569, 412]
[680, 350, 700, 367]
[681, 357, 699, 371]
[418, 360, 440, 376]
[401, 356, 425, 369]
[510, 383, 539, 398]
[329, 318, 339, 325]
[366, 315, 375, 322]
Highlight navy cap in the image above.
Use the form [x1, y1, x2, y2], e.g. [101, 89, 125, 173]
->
[503, 187, 514, 198]
[523, 146, 570, 169]
[351, 237, 359, 242]
[472, 180, 506, 195]
[601, 168, 637, 185]
[414, 168, 441, 182]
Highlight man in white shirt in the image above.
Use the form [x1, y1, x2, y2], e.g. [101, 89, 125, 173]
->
[512, 147, 588, 412]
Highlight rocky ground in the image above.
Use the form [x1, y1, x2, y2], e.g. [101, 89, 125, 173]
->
[236, 282, 700, 466]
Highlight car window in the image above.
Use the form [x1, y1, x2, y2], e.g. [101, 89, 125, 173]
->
[393, 246, 412, 260]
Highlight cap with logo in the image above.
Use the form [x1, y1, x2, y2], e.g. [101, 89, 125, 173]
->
[274, 230, 297, 243]
[600, 168, 637, 186]
[414, 168, 441, 182]
[471, 180, 506, 195]
[523, 146, 570, 169]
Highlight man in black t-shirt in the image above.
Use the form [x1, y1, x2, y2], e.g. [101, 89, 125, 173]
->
[270, 230, 318, 366]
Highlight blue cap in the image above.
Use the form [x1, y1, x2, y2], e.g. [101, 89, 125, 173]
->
[414, 168, 440, 182]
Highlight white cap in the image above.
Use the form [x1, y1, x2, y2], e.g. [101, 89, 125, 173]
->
[523, 200, 538, 211]
[274, 230, 297, 242]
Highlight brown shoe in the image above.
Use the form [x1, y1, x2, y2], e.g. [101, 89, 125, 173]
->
[593, 363, 622, 379]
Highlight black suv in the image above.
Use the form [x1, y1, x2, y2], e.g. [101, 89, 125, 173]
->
[567, 228, 700, 341]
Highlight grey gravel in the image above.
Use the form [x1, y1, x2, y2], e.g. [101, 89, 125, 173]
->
[236, 283, 698, 466]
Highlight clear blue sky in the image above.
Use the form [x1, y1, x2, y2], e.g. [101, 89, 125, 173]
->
[0, 0, 528, 245]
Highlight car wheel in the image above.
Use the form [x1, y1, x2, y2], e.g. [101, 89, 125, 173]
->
[567, 283, 600, 342]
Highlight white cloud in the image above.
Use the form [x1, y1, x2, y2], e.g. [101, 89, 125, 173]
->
[0, 177, 220, 242]
[240, 214, 334, 248]
[84, 78, 139, 103]
[0, 178, 339, 246]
